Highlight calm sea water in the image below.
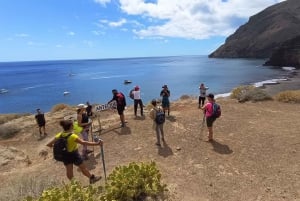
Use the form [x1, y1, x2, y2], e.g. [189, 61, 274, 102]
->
[0, 55, 287, 114]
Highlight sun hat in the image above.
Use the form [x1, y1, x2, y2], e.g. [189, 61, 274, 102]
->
[207, 93, 214, 99]
[77, 103, 87, 109]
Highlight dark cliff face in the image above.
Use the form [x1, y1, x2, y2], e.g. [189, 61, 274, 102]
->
[265, 35, 300, 67]
[209, 0, 300, 59]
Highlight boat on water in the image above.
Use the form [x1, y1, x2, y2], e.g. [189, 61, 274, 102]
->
[0, 88, 8, 94]
[63, 91, 70, 96]
[124, 80, 132, 84]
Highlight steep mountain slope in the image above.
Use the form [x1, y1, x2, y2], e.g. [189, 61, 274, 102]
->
[209, 0, 300, 59]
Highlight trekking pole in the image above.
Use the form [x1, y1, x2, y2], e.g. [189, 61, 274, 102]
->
[94, 135, 107, 181]
[200, 112, 206, 140]
[100, 144, 107, 181]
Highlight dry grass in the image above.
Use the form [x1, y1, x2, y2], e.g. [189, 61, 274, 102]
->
[0, 124, 21, 139]
[274, 90, 300, 103]
[1, 175, 61, 201]
[0, 113, 30, 125]
[51, 103, 72, 113]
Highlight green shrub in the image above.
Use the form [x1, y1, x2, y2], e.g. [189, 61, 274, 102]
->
[24, 180, 103, 201]
[274, 90, 300, 103]
[51, 104, 70, 112]
[101, 161, 168, 201]
[231, 85, 272, 102]
[0, 124, 21, 139]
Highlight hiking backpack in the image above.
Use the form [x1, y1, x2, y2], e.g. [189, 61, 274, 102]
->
[155, 108, 165, 124]
[129, 89, 134, 100]
[53, 133, 72, 162]
[211, 102, 221, 118]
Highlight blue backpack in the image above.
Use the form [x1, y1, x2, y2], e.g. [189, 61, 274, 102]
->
[212, 103, 221, 118]
[155, 108, 165, 124]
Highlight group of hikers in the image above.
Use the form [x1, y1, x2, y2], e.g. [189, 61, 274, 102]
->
[42, 82, 219, 183]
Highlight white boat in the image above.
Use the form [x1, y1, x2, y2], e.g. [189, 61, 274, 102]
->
[63, 91, 70, 96]
[0, 88, 8, 94]
[124, 80, 132, 84]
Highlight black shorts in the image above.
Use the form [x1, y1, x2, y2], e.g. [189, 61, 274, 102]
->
[206, 116, 216, 127]
[117, 106, 125, 115]
[38, 122, 45, 127]
[63, 150, 83, 166]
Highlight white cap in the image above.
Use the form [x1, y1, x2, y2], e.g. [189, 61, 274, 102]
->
[77, 103, 87, 109]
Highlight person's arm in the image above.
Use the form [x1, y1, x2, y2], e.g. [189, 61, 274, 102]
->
[75, 138, 103, 146]
[46, 138, 56, 148]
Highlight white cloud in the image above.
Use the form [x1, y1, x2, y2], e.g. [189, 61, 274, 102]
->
[27, 41, 45, 46]
[118, 0, 286, 39]
[15, 33, 30, 38]
[108, 18, 127, 27]
[94, 0, 111, 6]
[67, 31, 75, 36]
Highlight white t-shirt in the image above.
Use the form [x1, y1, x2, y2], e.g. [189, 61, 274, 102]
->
[133, 90, 141, 100]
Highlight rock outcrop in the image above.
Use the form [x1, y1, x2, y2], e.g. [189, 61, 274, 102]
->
[264, 35, 300, 67]
[209, 0, 300, 59]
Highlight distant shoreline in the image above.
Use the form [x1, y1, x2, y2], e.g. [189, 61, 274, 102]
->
[261, 69, 300, 96]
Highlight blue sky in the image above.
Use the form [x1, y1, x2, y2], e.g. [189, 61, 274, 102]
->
[0, 0, 285, 62]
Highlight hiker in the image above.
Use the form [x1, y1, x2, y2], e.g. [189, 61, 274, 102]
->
[149, 99, 165, 146]
[132, 85, 144, 117]
[160, 84, 171, 116]
[199, 83, 209, 108]
[35, 108, 47, 137]
[77, 104, 93, 160]
[201, 93, 216, 142]
[46, 120, 102, 184]
[108, 89, 127, 127]
[86, 101, 93, 117]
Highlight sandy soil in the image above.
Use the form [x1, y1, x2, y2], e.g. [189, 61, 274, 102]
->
[0, 92, 300, 201]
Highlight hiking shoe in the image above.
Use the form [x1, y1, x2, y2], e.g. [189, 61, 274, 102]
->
[155, 143, 161, 146]
[90, 175, 102, 184]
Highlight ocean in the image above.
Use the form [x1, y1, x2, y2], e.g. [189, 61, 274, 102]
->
[0, 55, 291, 114]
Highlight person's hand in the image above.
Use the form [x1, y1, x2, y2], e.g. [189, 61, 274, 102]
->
[97, 140, 103, 146]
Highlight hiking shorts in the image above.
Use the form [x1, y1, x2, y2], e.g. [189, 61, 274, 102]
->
[206, 116, 216, 127]
[63, 150, 83, 166]
[117, 106, 125, 115]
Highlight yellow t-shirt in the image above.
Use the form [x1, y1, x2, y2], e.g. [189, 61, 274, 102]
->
[73, 121, 83, 135]
[55, 132, 78, 152]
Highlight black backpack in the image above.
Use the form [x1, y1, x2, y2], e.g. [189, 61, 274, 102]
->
[155, 108, 165, 124]
[53, 133, 72, 161]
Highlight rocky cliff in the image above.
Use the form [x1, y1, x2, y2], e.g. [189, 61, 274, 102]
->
[209, 0, 300, 59]
[264, 35, 300, 67]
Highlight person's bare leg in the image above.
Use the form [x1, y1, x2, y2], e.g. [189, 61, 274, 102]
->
[65, 164, 74, 180]
[78, 163, 92, 178]
[207, 127, 213, 141]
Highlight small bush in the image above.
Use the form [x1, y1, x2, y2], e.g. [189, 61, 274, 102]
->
[101, 161, 168, 201]
[180, 94, 190, 100]
[274, 90, 300, 103]
[0, 124, 21, 139]
[51, 103, 70, 112]
[231, 85, 272, 102]
[24, 179, 103, 201]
